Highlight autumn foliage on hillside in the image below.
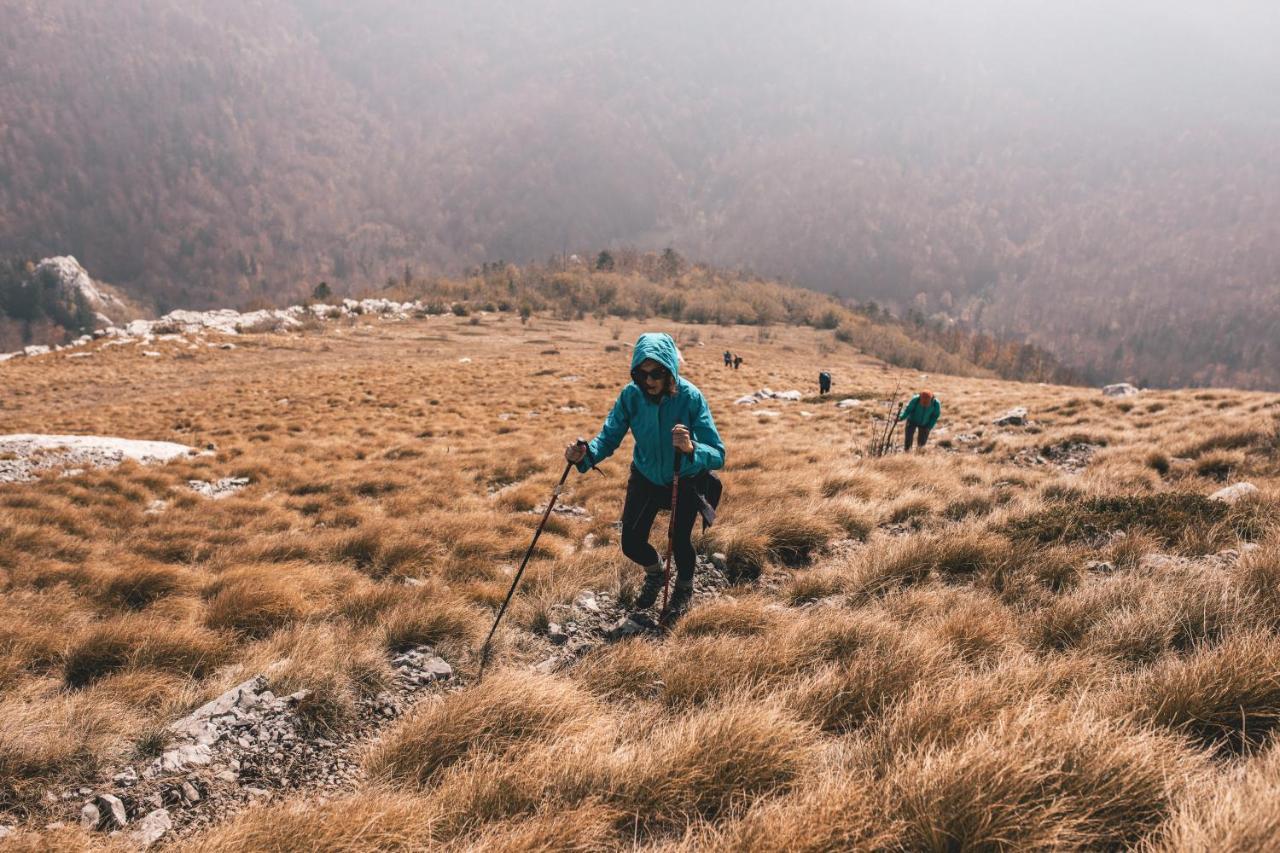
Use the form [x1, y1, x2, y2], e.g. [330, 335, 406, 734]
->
[386, 252, 1077, 384]
[2, 1, 1277, 387]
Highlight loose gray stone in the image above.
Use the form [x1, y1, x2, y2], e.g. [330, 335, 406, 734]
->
[992, 407, 1029, 427]
[420, 656, 453, 680]
[1210, 482, 1259, 504]
[96, 793, 128, 829]
[79, 802, 101, 831]
[605, 616, 647, 641]
[131, 809, 172, 848]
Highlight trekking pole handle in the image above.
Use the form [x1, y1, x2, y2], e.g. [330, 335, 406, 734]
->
[573, 438, 604, 476]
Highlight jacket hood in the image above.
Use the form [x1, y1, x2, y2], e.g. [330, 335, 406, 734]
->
[631, 332, 681, 381]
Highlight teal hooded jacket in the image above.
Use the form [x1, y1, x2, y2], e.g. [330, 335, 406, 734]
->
[577, 333, 725, 486]
[898, 394, 941, 429]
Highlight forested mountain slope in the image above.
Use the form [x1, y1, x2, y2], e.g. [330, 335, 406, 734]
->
[2, 0, 1277, 387]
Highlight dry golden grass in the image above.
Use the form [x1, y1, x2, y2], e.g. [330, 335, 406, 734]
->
[367, 671, 600, 787]
[1, 311, 1279, 846]
[179, 790, 440, 852]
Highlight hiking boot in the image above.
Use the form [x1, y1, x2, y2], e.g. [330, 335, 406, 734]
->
[634, 566, 665, 610]
[662, 582, 694, 624]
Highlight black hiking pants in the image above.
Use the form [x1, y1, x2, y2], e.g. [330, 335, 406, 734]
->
[904, 423, 931, 451]
[620, 464, 703, 585]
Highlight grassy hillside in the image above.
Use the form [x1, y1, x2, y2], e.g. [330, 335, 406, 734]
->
[0, 313, 1277, 848]
[383, 255, 1076, 384]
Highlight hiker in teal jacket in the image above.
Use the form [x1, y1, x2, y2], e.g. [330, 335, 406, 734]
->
[898, 390, 940, 451]
[565, 333, 725, 618]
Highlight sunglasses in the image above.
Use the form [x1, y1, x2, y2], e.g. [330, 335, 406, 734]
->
[632, 366, 669, 383]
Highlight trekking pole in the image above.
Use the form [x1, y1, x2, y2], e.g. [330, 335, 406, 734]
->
[477, 440, 588, 679]
[659, 451, 683, 623]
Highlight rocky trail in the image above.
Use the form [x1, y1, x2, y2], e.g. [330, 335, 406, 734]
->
[39, 645, 456, 846]
[528, 553, 734, 675]
[31, 554, 737, 848]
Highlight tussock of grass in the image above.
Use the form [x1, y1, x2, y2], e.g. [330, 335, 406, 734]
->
[1154, 743, 1280, 852]
[445, 802, 621, 852]
[323, 522, 430, 579]
[705, 526, 769, 582]
[1120, 630, 1280, 753]
[609, 699, 815, 835]
[96, 561, 192, 611]
[179, 790, 440, 852]
[0, 689, 138, 812]
[1028, 573, 1148, 653]
[864, 653, 1106, 765]
[783, 565, 849, 605]
[1195, 450, 1244, 482]
[366, 672, 598, 786]
[757, 506, 838, 566]
[574, 640, 665, 701]
[62, 617, 228, 688]
[203, 569, 309, 638]
[1180, 429, 1268, 458]
[826, 498, 876, 540]
[377, 587, 484, 654]
[785, 629, 952, 733]
[660, 634, 802, 708]
[848, 531, 1013, 600]
[883, 707, 1206, 850]
[671, 596, 778, 639]
[1005, 492, 1258, 549]
[720, 770, 901, 852]
[268, 625, 394, 734]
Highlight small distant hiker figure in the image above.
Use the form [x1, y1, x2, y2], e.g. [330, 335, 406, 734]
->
[565, 333, 725, 621]
[732, 354, 743, 370]
[899, 390, 941, 451]
[723, 350, 732, 367]
[818, 371, 832, 396]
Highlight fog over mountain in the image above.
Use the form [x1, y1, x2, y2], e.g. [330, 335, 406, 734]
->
[2, 0, 1278, 387]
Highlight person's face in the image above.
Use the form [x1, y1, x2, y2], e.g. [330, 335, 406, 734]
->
[634, 358, 668, 395]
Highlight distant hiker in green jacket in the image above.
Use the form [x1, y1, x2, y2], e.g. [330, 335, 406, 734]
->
[898, 390, 940, 451]
[565, 333, 726, 618]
